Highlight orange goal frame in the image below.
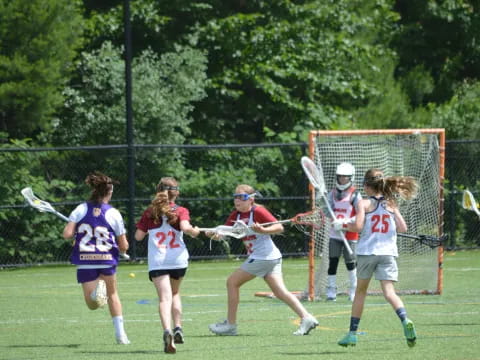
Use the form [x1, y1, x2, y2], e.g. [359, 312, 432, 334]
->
[306, 129, 445, 301]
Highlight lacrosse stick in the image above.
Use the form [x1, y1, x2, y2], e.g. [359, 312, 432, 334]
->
[398, 233, 448, 249]
[254, 208, 325, 235]
[198, 222, 248, 251]
[301, 156, 353, 254]
[21, 187, 130, 260]
[200, 208, 325, 241]
[462, 189, 480, 219]
[198, 221, 249, 239]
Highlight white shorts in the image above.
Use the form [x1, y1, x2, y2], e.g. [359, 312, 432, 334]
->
[356, 255, 398, 281]
[241, 258, 282, 278]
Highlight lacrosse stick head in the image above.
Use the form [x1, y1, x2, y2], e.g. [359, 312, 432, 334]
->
[206, 222, 250, 239]
[290, 208, 326, 235]
[418, 234, 448, 248]
[462, 190, 478, 211]
[21, 187, 55, 213]
[301, 156, 326, 194]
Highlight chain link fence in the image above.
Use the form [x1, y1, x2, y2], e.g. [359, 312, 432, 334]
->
[1, 140, 479, 266]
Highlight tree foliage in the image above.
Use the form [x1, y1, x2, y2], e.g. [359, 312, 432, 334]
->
[0, 0, 84, 139]
[52, 42, 208, 146]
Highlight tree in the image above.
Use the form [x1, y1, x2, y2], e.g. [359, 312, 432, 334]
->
[0, 0, 84, 139]
[392, 0, 480, 104]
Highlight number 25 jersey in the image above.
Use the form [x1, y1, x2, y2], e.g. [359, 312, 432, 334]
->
[357, 198, 398, 257]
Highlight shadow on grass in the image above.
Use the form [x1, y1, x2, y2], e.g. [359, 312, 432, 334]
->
[7, 344, 81, 349]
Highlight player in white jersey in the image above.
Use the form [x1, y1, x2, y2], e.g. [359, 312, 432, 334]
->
[334, 169, 418, 348]
[135, 177, 200, 354]
[208, 184, 318, 336]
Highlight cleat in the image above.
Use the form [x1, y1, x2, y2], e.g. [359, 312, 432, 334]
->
[326, 286, 337, 302]
[116, 334, 130, 345]
[209, 320, 237, 336]
[338, 332, 357, 347]
[173, 326, 184, 344]
[90, 279, 108, 308]
[402, 319, 417, 348]
[163, 330, 176, 353]
[293, 315, 319, 335]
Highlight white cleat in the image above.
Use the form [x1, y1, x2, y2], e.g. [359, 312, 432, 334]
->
[209, 320, 237, 336]
[293, 315, 319, 335]
[91, 279, 108, 308]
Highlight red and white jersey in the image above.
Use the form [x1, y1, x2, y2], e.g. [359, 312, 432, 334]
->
[136, 204, 190, 270]
[329, 187, 360, 241]
[225, 206, 282, 260]
[357, 198, 398, 256]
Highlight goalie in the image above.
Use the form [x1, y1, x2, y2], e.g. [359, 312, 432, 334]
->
[326, 162, 361, 301]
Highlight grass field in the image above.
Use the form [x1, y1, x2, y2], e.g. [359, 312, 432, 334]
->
[1, 250, 479, 360]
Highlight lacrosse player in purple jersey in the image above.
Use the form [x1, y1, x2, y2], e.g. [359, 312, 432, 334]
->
[208, 184, 319, 337]
[63, 171, 130, 345]
[135, 177, 200, 354]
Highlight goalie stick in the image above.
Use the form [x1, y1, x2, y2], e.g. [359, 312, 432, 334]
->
[398, 233, 448, 249]
[301, 156, 353, 255]
[21, 187, 130, 260]
[462, 189, 480, 219]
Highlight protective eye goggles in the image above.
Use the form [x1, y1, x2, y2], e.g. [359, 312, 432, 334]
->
[233, 193, 256, 201]
[159, 184, 179, 191]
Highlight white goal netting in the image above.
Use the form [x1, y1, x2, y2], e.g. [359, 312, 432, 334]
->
[305, 129, 445, 300]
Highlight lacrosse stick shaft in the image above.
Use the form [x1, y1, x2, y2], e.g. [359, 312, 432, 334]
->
[21, 187, 130, 260]
[301, 157, 353, 255]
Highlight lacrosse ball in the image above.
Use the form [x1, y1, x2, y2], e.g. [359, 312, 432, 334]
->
[129, 272, 136, 278]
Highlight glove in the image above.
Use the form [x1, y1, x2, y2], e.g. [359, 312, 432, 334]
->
[332, 218, 348, 232]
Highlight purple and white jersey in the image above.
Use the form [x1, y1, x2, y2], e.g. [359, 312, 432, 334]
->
[69, 202, 126, 267]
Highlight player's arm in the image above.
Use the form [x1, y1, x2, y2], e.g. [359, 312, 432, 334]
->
[180, 220, 200, 238]
[390, 202, 407, 233]
[115, 234, 128, 253]
[346, 199, 367, 233]
[251, 222, 284, 235]
[250, 207, 284, 235]
[63, 221, 76, 239]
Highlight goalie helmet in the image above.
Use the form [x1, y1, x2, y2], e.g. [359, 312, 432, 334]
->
[336, 162, 355, 191]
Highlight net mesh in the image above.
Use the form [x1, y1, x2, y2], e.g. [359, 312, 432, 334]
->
[305, 130, 444, 300]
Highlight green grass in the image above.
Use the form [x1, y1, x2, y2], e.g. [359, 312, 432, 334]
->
[1, 250, 479, 360]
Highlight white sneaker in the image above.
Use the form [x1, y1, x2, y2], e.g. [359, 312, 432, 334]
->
[293, 315, 319, 335]
[90, 279, 108, 307]
[116, 334, 130, 345]
[326, 286, 337, 301]
[209, 320, 237, 336]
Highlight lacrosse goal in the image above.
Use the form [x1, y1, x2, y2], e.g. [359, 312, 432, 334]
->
[303, 129, 445, 301]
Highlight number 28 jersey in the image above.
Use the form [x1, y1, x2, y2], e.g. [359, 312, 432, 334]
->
[357, 198, 398, 257]
[136, 204, 191, 271]
[69, 202, 125, 267]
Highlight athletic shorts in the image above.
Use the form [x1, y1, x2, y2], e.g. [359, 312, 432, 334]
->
[329, 238, 357, 262]
[241, 258, 282, 278]
[77, 266, 116, 283]
[149, 268, 187, 281]
[356, 255, 398, 281]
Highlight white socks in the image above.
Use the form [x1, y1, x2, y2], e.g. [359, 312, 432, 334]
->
[112, 316, 126, 338]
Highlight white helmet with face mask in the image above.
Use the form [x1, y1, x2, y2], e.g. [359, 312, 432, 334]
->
[336, 162, 355, 191]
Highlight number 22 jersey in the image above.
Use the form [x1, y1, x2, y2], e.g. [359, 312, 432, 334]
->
[136, 204, 191, 271]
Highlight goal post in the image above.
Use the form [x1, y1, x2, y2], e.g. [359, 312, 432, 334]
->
[305, 129, 445, 301]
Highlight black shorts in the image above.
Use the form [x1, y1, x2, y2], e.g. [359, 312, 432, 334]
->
[149, 268, 187, 281]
